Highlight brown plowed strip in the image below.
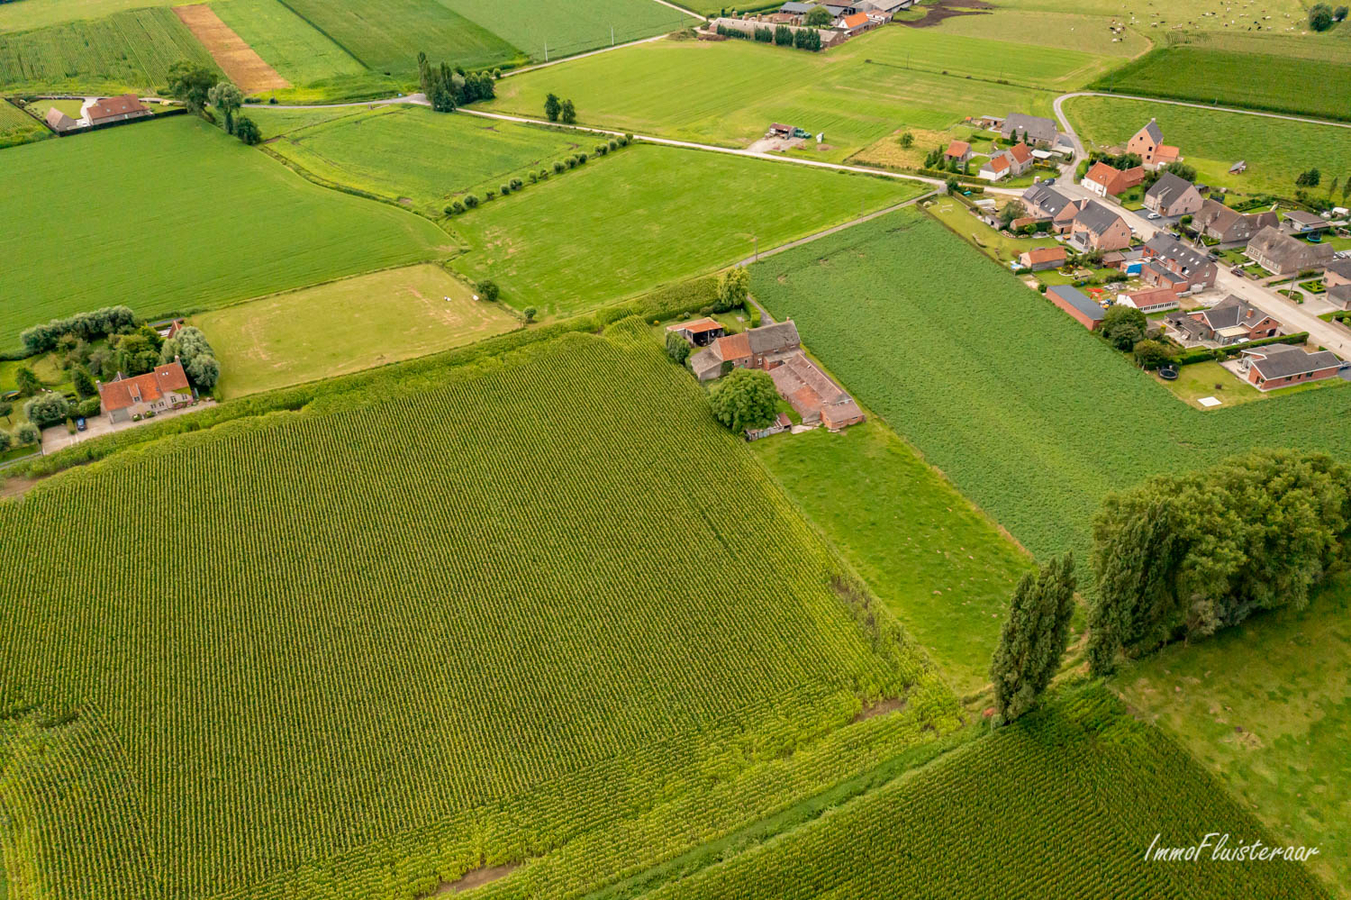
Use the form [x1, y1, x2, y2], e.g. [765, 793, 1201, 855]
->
[174, 4, 289, 92]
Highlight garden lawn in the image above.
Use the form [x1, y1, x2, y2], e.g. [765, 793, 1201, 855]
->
[1151, 359, 1339, 409]
[0, 116, 447, 354]
[0, 7, 218, 94]
[481, 29, 1109, 161]
[750, 420, 1032, 697]
[1063, 96, 1351, 197]
[439, 0, 697, 61]
[260, 106, 587, 216]
[194, 264, 520, 398]
[749, 208, 1351, 562]
[924, 196, 1060, 265]
[446, 144, 922, 317]
[0, 98, 47, 149]
[1115, 573, 1351, 895]
[277, 0, 520, 85]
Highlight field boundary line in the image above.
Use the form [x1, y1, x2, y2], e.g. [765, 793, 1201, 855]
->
[268, 0, 372, 71]
[729, 194, 934, 268]
[1057, 90, 1351, 131]
[647, 0, 707, 21]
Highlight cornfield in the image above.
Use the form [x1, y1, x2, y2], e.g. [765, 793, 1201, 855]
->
[0, 324, 945, 899]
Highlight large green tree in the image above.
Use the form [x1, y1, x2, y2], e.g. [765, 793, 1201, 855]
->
[709, 368, 777, 433]
[208, 81, 243, 134]
[1101, 305, 1146, 351]
[715, 267, 750, 313]
[990, 553, 1077, 725]
[166, 60, 218, 114]
[804, 5, 834, 26]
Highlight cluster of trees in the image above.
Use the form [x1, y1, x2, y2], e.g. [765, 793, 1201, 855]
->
[418, 53, 497, 113]
[166, 62, 258, 145]
[710, 368, 778, 433]
[1098, 305, 1176, 369]
[20, 305, 136, 355]
[544, 93, 577, 124]
[163, 325, 221, 390]
[989, 554, 1076, 725]
[1308, 3, 1348, 30]
[1142, 160, 1196, 188]
[715, 22, 822, 50]
[1295, 168, 1321, 188]
[713, 268, 750, 313]
[921, 145, 967, 175]
[1092, 150, 1140, 171]
[1087, 449, 1351, 675]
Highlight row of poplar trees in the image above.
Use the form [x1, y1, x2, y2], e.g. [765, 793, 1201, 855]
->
[990, 448, 1350, 726]
[417, 52, 496, 112]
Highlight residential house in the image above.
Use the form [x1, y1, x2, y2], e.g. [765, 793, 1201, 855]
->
[1069, 201, 1132, 252]
[86, 94, 151, 126]
[1082, 161, 1143, 198]
[688, 321, 802, 381]
[1021, 183, 1084, 233]
[1281, 210, 1332, 235]
[1164, 296, 1281, 346]
[97, 362, 193, 424]
[767, 352, 865, 430]
[1245, 226, 1335, 275]
[1006, 142, 1034, 175]
[979, 144, 1032, 181]
[1324, 258, 1351, 288]
[1140, 234, 1217, 293]
[1125, 118, 1181, 170]
[1047, 285, 1106, 331]
[1238, 344, 1343, 390]
[666, 317, 726, 347]
[1327, 283, 1351, 311]
[944, 140, 972, 164]
[1118, 288, 1180, 313]
[1143, 172, 1203, 218]
[1000, 113, 1057, 147]
[44, 107, 78, 132]
[838, 11, 875, 34]
[1019, 246, 1067, 271]
[1193, 199, 1278, 247]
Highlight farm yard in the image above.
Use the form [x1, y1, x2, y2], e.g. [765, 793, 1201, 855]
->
[193, 263, 521, 398]
[1063, 95, 1351, 197]
[256, 105, 587, 216]
[0, 116, 445, 353]
[445, 144, 922, 318]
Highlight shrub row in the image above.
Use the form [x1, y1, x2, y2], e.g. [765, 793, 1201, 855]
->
[444, 135, 632, 216]
[1173, 331, 1310, 366]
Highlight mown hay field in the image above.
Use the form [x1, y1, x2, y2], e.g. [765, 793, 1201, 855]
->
[440, 0, 698, 62]
[640, 687, 1332, 899]
[1091, 45, 1351, 122]
[749, 208, 1351, 562]
[0, 323, 956, 899]
[0, 7, 217, 94]
[0, 98, 48, 148]
[0, 116, 446, 353]
[258, 105, 586, 215]
[482, 29, 1110, 161]
[446, 144, 923, 318]
[195, 263, 520, 398]
[991, 0, 1308, 32]
[1064, 95, 1351, 196]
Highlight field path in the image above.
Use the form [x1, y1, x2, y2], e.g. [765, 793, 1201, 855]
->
[647, 0, 707, 21]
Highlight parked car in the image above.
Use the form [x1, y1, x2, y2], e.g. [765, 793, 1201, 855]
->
[1146, 212, 1161, 220]
[76, 417, 86, 432]
[1231, 266, 1247, 277]
[1043, 178, 1056, 186]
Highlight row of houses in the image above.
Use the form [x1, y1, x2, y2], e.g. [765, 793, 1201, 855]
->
[668, 318, 865, 432]
[1021, 184, 1133, 252]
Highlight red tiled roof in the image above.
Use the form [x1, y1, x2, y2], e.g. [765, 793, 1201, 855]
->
[715, 332, 752, 362]
[87, 93, 149, 123]
[841, 12, 870, 27]
[1084, 161, 1119, 186]
[1155, 144, 1180, 162]
[986, 155, 1010, 173]
[97, 362, 190, 412]
[1023, 247, 1066, 264]
[945, 140, 970, 157]
[667, 317, 722, 334]
[1008, 142, 1032, 164]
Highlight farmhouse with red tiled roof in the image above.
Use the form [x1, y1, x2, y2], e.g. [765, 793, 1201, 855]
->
[98, 361, 192, 424]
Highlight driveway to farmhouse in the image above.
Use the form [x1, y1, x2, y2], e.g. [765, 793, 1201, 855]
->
[40, 400, 217, 454]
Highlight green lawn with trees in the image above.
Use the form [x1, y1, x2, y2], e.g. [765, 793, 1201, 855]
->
[445, 144, 922, 318]
[0, 115, 446, 353]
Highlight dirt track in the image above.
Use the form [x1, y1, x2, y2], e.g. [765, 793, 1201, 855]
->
[174, 5, 289, 93]
[898, 0, 994, 28]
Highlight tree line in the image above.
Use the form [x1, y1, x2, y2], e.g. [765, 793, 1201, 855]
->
[165, 61, 260, 145]
[418, 53, 497, 112]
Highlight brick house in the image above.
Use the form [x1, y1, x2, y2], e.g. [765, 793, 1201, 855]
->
[1118, 287, 1180, 314]
[1019, 246, 1067, 271]
[1324, 258, 1351, 288]
[1327, 283, 1351, 310]
[1082, 161, 1144, 197]
[1022, 183, 1084, 233]
[1069, 201, 1132, 252]
[1193, 199, 1278, 247]
[1000, 113, 1057, 147]
[944, 140, 972, 164]
[688, 321, 801, 381]
[45, 107, 78, 132]
[87, 94, 152, 126]
[1140, 234, 1217, 293]
[666, 317, 726, 347]
[1164, 296, 1281, 346]
[1125, 119, 1181, 170]
[1245, 226, 1335, 275]
[97, 361, 192, 424]
[1143, 172, 1203, 218]
[1047, 285, 1106, 331]
[1238, 344, 1342, 390]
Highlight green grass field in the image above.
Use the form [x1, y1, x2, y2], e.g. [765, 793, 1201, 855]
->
[1064, 95, 1351, 197]
[277, 0, 520, 85]
[639, 686, 1330, 899]
[482, 28, 1111, 161]
[195, 263, 520, 398]
[1092, 45, 1351, 121]
[0, 322, 956, 899]
[259, 105, 587, 215]
[0, 116, 446, 353]
[440, 0, 697, 61]
[0, 6, 218, 94]
[0, 98, 48, 149]
[446, 144, 922, 318]
[750, 420, 1032, 697]
[0, 0, 175, 31]
[991, 0, 1308, 32]
[930, 9, 1151, 56]
[749, 208, 1351, 563]
[1116, 573, 1351, 894]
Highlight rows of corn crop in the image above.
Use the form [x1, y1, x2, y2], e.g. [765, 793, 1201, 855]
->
[0, 326, 937, 900]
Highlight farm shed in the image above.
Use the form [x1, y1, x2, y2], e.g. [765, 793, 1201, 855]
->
[667, 317, 726, 347]
[1046, 285, 1105, 331]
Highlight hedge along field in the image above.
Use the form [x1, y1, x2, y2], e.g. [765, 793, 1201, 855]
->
[446, 144, 923, 318]
[0, 7, 218, 94]
[640, 686, 1332, 900]
[1063, 95, 1351, 197]
[0, 323, 952, 899]
[0, 116, 447, 353]
[749, 208, 1351, 563]
[258, 105, 586, 216]
[277, 0, 521, 85]
[0, 98, 48, 148]
[439, 0, 698, 61]
[1091, 45, 1351, 122]
[480, 29, 1107, 162]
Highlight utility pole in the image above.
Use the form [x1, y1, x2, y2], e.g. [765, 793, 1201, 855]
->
[754, 235, 759, 262]
[612, 25, 616, 46]
[545, 41, 549, 62]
